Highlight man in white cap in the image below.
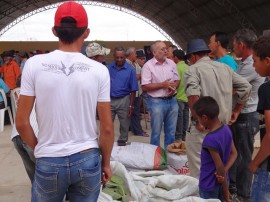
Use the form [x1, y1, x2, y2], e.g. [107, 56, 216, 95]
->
[86, 42, 110, 63]
[16, 2, 114, 201]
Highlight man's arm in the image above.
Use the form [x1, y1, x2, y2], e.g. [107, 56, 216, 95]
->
[16, 95, 36, 149]
[128, 91, 136, 117]
[225, 141, 238, 172]
[249, 110, 270, 173]
[142, 79, 176, 92]
[97, 101, 114, 184]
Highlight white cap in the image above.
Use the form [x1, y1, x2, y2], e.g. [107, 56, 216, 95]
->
[86, 42, 110, 57]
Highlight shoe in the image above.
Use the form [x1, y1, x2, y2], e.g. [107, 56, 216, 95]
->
[231, 193, 241, 202]
[135, 132, 149, 137]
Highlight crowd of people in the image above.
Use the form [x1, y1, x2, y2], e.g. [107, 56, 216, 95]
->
[0, 1, 268, 202]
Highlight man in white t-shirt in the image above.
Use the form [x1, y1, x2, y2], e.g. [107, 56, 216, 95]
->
[16, 2, 114, 201]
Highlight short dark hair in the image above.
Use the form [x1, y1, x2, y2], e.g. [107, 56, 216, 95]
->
[54, 17, 87, 44]
[234, 28, 257, 48]
[173, 49, 185, 60]
[113, 46, 125, 55]
[211, 31, 229, 49]
[253, 36, 270, 60]
[193, 96, 220, 119]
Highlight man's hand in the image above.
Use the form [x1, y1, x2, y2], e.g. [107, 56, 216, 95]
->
[101, 166, 112, 184]
[248, 161, 259, 173]
[127, 106, 134, 117]
[228, 111, 240, 125]
[223, 188, 232, 202]
[167, 86, 176, 96]
[215, 172, 225, 183]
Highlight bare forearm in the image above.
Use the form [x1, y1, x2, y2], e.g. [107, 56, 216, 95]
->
[16, 123, 37, 150]
[233, 103, 244, 114]
[252, 133, 270, 167]
[142, 83, 164, 92]
[130, 92, 136, 106]
[225, 142, 237, 172]
[99, 128, 114, 167]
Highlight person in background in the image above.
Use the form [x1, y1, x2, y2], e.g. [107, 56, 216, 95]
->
[173, 49, 189, 142]
[16, 2, 114, 201]
[18, 51, 29, 72]
[194, 96, 237, 202]
[136, 49, 146, 68]
[126, 47, 148, 137]
[141, 41, 179, 149]
[208, 31, 238, 71]
[249, 35, 270, 202]
[167, 44, 178, 60]
[229, 28, 265, 201]
[0, 78, 9, 109]
[108, 46, 138, 145]
[86, 42, 110, 64]
[0, 51, 21, 90]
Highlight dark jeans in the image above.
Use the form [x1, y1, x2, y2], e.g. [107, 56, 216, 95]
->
[131, 96, 144, 135]
[175, 101, 189, 141]
[199, 185, 224, 201]
[229, 112, 259, 198]
[12, 136, 36, 183]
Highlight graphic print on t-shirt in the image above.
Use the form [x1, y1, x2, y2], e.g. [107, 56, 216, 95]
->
[41, 62, 93, 76]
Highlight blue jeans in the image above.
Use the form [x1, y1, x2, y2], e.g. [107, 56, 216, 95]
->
[12, 135, 36, 183]
[175, 101, 189, 141]
[251, 168, 270, 202]
[131, 96, 144, 135]
[199, 186, 224, 201]
[229, 112, 259, 198]
[32, 149, 101, 202]
[147, 96, 178, 149]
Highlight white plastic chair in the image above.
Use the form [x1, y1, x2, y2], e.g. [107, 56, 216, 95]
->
[0, 89, 14, 132]
[10, 87, 20, 120]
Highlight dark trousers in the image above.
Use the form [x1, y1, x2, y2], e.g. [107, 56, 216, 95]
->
[229, 112, 259, 198]
[175, 101, 189, 141]
[130, 96, 144, 135]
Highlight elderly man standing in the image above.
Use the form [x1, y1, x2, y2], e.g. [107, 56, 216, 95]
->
[229, 29, 265, 201]
[141, 41, 179, 149]
[108, 46, 138, 145]
[184, 39, 251, 179]
[126, 47, 148, 137]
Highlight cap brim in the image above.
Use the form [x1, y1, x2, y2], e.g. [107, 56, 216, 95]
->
[104, 48, 110, 56]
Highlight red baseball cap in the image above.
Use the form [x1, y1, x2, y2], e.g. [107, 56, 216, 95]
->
[54, 1, 88, 28]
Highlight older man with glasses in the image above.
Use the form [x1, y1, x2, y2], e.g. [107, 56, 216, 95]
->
[141, 41, 180, 149]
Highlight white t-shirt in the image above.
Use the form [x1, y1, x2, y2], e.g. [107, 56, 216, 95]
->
[21, 50, 110, 158]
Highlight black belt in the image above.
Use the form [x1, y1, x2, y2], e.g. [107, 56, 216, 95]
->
[110, 95, 127, 99]
[156, 94, 176, 100]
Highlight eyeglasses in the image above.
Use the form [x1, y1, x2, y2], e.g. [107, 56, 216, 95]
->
[160, 47, 168, 52]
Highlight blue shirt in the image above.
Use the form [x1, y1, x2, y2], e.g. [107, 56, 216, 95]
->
[108, 61, 138, 97]
[0, 78, 10, 102]
[199, 124, 232, 192]
[216, 55, 238, 72]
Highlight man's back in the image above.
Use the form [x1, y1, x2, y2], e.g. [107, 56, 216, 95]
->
[21, 50, 110, 158]
[185, 57, 248, 124]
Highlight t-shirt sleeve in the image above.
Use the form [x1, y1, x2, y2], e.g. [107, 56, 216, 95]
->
[202, 135, 219, 152]
[184, 66, 201, 97]
[257, 82, 270, 114]
[141, 62, 152, 85]
[20, 59, 35, 96]
[130, 68, 139, 92]
[98, 66, 111, 102]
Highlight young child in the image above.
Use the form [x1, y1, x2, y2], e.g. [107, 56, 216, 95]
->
[193, 96, 237, 202]
[249, 36, 270, 201]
